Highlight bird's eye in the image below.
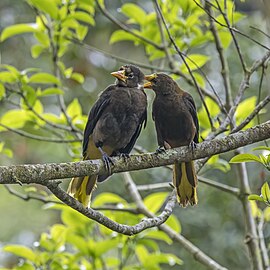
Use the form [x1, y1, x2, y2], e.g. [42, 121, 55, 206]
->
[128, 73, 134, 78]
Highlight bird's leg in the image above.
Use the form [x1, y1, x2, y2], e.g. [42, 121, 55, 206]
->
[98, 147, 114, 175]
[189, 141, 197, 153]
[155, 146, 166, 154]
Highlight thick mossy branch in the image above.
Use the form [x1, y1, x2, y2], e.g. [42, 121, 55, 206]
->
[0, 121, 269, 185]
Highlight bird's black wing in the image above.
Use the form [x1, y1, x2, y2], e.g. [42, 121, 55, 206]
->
[82, 85, 115, 155]
[183, 92, 199, 143]
[117, 109, 147, 154]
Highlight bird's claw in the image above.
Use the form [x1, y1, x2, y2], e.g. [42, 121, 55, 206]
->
[119, 153, 130, 160]
[189, 141, 197, 152]
[155, 146, 166, 154]
[102, 153, 114, 175]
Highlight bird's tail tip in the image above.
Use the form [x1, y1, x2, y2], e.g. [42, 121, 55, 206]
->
[67, 175, 97, 208]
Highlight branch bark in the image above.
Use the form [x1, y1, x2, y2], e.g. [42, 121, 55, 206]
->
[1, 121, 269, 185]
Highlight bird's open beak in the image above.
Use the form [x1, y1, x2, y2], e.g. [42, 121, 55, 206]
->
[111, 69, 127, 82]
[143, 81, 152, 88]
[143, 73, 157, 89]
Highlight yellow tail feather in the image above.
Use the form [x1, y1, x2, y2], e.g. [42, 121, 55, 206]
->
[67, 175, 97, 208]
[173, 161, 198, 207]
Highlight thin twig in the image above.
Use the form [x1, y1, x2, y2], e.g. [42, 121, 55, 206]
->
[205, 2, 232, 112]
[123, 172, 228, 270]
[231, 95, 270, 133]
[153, 0, 214, 130]
[95, 0, 163, 50]
[0, 123, 80, 143]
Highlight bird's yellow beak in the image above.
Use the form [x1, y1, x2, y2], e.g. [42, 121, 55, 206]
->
[143, 73, 157, 88]
[111, 69, 127, 82]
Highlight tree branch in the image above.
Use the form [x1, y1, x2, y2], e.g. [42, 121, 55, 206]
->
[123, 172, 228, 270]
[0, 121, 270, 185]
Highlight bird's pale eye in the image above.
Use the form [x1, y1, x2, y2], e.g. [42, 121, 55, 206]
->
[128, 73, 134, 78]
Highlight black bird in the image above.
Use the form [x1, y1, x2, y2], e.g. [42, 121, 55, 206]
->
[68, 65, 147, 207]
[144, 73, 199, 207]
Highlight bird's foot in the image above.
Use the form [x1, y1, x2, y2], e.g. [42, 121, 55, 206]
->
[119, 152, 130, 160]
[98, 147, 114, 174]
[189, 141, 197, 152]
[155, 146, 166, 154]
[102, 153, 114, 174]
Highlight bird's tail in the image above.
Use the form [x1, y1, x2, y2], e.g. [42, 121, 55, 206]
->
[67, 175, 97, 208]
[173, 161, 198, 207]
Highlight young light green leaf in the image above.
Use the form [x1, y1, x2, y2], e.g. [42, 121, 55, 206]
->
[92, 192, 127, 207]
[28, 0, 58, 19]
[229, 154, 262, 164]
[144, 230, 173, 244]
[143, 192, 168, 214]
[70, 72, 84, 84]
[76, 25, 88, 41]
[29, 73, 60, 85]
[121, 3, 146, 25]
[3, 245, 36, 261]
[180, 54, 209, 73]
[38, 87, 64, 96]
[0, 110, 30, 130]
[31, 44, 45, 59]
[261, 182, 270, 203]
[248, 194, 264, 202]
[110, 30, 139, 44]
[0, 71, 18, 83]
[71, 11, 95, 26]
[93, 238, 119, 257]
[166, 214, 181, 233]
[1, 24, 38, 41]
[66, 99, 82, 119]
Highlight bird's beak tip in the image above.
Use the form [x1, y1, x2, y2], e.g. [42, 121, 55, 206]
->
[111, 70, 127, 82]
[144, 73, 157, 81]
[143, 81, 153, 89]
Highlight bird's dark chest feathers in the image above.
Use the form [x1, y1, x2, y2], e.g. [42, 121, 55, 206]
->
[153, 94, 195, 146]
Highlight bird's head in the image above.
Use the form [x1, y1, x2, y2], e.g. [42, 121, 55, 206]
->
[144, 73, 177, 95]
[111, 64, 145, 88]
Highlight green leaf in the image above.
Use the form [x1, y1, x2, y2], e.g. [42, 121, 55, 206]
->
[144, 230, 173, 244]
[29, 72, 60, 85]
[218, 31, 232, 49]
[38, 87, 64, 96]
[31, 44, 45, 58]
[3, 245, 36, 261]
[28, 0, 58, 19]
[144, 192, 168, 214]
[71, 11, 95, 25]
[110, 30, 139, 44]
[248, 194, 264, 202]
[135, 245, 149, 264]
[180, 54, 209, 73]
[70, 72, 84, 84]
[66, 98, 82, 119]
[121, 3, 146, 25]
[261, 182, 270, 202]
[92, 192, 127, 207]
[0, 110, 30, 130]
[0, 71, 17, 83]
[1, 24, 38, 41]
[166, 214, 181, 233]
[76, 25, 88, 41]
[229, 154, 263, 164]
[0, 83, 5, 100]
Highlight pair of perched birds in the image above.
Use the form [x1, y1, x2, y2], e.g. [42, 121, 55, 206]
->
[68, 64, 199, 208]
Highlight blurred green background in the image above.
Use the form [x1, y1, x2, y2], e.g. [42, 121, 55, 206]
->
[0, 0, 270, 269]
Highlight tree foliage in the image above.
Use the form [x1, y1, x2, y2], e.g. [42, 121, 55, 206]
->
[0, 0, 270, 269]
